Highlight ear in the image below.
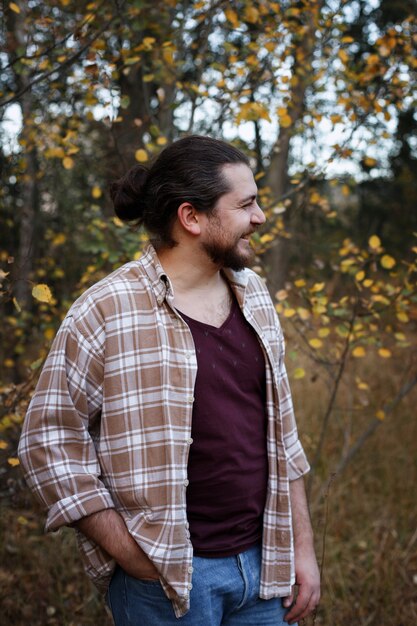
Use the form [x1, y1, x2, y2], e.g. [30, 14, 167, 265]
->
[177, 202, 202, 236]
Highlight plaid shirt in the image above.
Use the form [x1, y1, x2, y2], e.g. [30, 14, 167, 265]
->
[19, 244, 310, 618]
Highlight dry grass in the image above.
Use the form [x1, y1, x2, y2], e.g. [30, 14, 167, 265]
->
[1, 352, 416, 625]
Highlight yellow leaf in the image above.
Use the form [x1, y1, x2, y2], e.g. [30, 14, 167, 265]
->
[368, 235, 381, 250]
[32, 283, 53, 303]
[133, 251, 142, 261]
[338, 49, 349, 63]
[260, 233, 275, 244]
[396, 311, 409, 323]
[7, 457, 20, 467]
[293, 367, 305, 380]
[244, 6, 259, 23]
[297, 307, 310, 321]
[143, 74, 154, 83]
[352, 346, 366, 358]
[13, 297, 21, 313]
[294, 279, 306, 288]
[310, 282, 325, 293]
[135, 149, 148, 163]
[375, 410, 385, 421]
[309, 338, 323, 349]
[380, 254, 396, 269]
[283, 308, 296, 318]
[52, 233, 66, 246]
[363, 279, 373, 288]
[318, 328, 330, 338]
[44, 327, 55, 341]
[92, 186, 102, 199]
[62, 157, 74, 170]
[4, 358, 14, 368]
[364, 157, 377, 167]
[157, 136, 168, 146]
[0, 440, 8, 449]
[45, 147, 65, 159]
[279, 114, 292, 128]
[356, 381, 369, 390]
[355, 270, 365, 282]
[17, 516, 28, 525]
[225, 8, 239, 28]
[310, 192, 321, 204]
[9, 2, 20, 13]
[378, 348, 391, 358]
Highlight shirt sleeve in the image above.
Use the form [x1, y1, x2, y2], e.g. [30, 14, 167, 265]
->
[275, 316, 311, 481]
[18, 313, 115, 531]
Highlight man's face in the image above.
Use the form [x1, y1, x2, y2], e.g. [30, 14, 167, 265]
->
[200, 163, 266, 271]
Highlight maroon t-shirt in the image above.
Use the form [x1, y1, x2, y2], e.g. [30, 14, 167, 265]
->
[179, 297, 268, 557]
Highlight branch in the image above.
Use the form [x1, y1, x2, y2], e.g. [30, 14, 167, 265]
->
[334, 371, 417, 476]
[1, 0, 108, 73]
[0, 8, 122, 108]
[307, 309, 357, 498]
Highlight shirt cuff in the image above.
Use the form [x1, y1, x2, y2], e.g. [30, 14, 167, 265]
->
[45, 488, 115, 532]
[286, 440, 311, 481]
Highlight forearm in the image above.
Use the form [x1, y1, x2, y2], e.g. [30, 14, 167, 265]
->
[75, 508, 159, 579]
[289, 476, 315, 550]
[284, 476, 320, 624]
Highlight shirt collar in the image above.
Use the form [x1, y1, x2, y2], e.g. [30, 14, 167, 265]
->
[139, 243, 250, 307]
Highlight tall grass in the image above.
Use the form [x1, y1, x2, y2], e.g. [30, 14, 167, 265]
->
[1, 352, 416, 625]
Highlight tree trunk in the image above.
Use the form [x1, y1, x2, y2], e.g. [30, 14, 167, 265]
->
[7, 6, 39, 309]
[264, 1, 323, 290]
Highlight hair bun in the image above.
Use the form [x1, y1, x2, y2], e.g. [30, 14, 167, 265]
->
[110, 164, 149, 221]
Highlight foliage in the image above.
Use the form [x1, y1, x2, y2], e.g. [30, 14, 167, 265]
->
[0, 1, 417, 622]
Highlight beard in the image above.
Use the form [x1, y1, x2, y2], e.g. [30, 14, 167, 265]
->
[201, 231, 255, 271]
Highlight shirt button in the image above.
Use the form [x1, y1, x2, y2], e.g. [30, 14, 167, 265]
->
[185, 522, 190, 529]
[156, 296, 164, 305]
[187, 396, 194, 403]
[188, 566, 193, 573]
[188, 583, 193, 590]
[185, 352, 192, 359]
[183, 479, 189, 487]
[187, 438, 193, 445]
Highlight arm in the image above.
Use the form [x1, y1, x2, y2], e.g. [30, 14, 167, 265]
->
[18, 314, 114, 530]
[283, 477, 321, 624]
[75, 509, 159, 580]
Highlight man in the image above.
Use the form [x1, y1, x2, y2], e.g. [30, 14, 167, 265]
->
[19, 136, 320, 625]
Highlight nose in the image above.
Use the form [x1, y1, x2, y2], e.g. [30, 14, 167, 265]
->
[251, 202, 266, 226]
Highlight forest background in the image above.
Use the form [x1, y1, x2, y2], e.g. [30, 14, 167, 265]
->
[1, 0, 416, 624]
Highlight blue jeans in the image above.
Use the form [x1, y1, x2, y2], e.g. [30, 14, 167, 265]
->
[107, 543, 293, 625]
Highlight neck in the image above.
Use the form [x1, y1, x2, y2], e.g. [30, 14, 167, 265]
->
[156, 243, 223, 294]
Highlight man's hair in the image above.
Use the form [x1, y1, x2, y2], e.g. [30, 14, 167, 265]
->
[110, 135, 250, 248]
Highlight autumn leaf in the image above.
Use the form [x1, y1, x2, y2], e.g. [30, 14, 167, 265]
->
[380, 254, 396, 269]
[62, 157, 74, 170]
[8, 458, 20, 467]
[352, 346, 366, 358]
[9, 2, 20, 13]
[378, 348, 392, 358]
[368, 235, 381, 250]
[293, 368, 305, 379]
[309, 338, 323, 349]
[225, 8, 239, 28]
[135, 149, 148, 163]
[32, 283, 53, 303]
